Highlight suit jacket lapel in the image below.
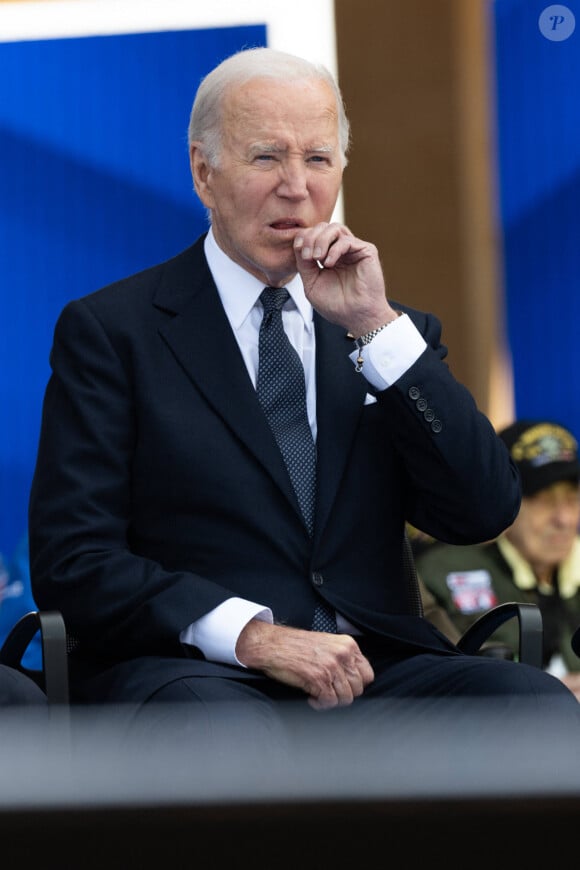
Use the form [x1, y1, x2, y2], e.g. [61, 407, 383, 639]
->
[314, 314, 368, 538]
[153, 239, 303, 517]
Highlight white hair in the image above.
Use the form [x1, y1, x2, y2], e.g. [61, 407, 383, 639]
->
[187, 46, 350, 168]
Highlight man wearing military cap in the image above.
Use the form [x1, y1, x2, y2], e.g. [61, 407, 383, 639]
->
[416, 420, 580, 699]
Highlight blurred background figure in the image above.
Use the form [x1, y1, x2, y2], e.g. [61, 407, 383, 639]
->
[0, 533, 41, 671]
[415, 420, 580, 700]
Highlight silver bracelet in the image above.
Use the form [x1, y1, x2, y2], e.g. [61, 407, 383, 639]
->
[353, 314, 401, 372]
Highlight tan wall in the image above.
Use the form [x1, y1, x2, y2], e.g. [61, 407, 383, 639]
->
[334, 0, 514, 427]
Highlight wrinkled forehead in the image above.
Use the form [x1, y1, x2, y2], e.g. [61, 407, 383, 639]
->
[221, 76, 340, 140]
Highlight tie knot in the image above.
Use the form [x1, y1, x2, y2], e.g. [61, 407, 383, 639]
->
[260, 286, 290, 314]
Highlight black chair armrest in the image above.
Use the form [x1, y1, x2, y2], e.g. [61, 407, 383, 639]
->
[0, 610, 69, 705]
[455, 602, 543, 669]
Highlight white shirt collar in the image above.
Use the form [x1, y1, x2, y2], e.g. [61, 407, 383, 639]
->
[203, 227, 313, 332]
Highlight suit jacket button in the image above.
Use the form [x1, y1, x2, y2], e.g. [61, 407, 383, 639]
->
[408, 386, 420, 400]
[431, 420, 443, 433]
[416, 398, 428, 411]
[311, 572, 324, 587]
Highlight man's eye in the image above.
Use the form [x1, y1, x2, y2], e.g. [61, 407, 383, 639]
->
[308, 155, 329, 164]
[255, 154, 275, 162]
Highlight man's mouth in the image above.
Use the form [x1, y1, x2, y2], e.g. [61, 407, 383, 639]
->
[269, 219, 305, 230]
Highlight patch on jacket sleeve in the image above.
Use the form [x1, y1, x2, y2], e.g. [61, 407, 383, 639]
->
[445, 570, 498, 614]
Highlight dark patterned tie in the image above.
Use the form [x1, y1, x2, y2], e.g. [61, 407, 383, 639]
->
[256, 287, 336, 633]
[311, 601, 339, 633]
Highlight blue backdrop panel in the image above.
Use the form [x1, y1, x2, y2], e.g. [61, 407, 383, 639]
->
[492, 0, 580, 435]
[0, 24, 267, 560]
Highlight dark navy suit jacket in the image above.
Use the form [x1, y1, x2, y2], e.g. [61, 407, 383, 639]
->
[28, 235, 521, 703]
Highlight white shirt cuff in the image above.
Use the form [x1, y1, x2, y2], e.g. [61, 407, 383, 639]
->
[179, 598, 273, 666]
[348, 313, 427, 390]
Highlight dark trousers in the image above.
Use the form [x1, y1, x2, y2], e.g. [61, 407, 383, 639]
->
[125, 645, 580, 758]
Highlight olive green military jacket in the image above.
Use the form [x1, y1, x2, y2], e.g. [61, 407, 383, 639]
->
[416, 537, 580, 672]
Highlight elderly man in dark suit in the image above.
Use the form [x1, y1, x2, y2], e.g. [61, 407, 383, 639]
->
[28, 47, 578, 734]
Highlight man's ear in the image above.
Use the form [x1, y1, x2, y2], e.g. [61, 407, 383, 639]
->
[190, 143, 214, 208]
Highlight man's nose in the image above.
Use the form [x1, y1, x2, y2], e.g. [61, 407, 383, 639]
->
[276, 160, 308, 198]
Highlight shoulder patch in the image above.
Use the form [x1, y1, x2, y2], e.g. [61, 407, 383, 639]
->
[445, 570, 498, 614]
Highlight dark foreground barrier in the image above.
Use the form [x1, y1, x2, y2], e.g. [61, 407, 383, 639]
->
[1, 698, 579, 868]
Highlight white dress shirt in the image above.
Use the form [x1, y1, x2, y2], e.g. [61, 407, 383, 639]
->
[179, 227, 427, 664]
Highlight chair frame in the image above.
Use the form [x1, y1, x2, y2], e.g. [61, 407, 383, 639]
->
[0, 610, 70, 705]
